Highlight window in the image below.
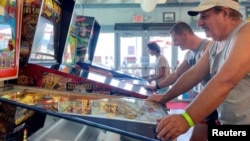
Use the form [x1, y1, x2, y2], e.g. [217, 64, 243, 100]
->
[92, 33, 114, 69]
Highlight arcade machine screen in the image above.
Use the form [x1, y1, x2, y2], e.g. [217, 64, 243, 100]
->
[28, 0, 61, 65]
[0, 0, 22, 80]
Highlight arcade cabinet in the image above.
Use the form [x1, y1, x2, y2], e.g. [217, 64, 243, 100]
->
[15, 0, 152, 98]
[0, 88, 168, 141]
[0, 2, 167, 140]
[0, 0, 22, 80]
[0, 1, 46, 140]
[57, 9, 152, 98]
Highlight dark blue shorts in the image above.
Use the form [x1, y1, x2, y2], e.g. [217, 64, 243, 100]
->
[204, 110, 219, 125]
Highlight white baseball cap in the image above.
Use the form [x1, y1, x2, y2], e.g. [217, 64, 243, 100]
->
[188, 0, 240, 16]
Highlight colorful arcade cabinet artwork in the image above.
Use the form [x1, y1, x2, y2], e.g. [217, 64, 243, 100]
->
[20, 0, 42, 62]
[75, 15, 100, 64]
[27, 0, 62, 65]
[75, 15, 91, 63]
[0, 0, 22, 80]
[61, 12, 77, 66]
[20, 0, 62, 66]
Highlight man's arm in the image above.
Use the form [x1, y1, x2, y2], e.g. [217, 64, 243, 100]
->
[158, 52, 191, 88]
[160, 49, 210, 103]
[146, 59, 192, 102]
[151, 40, 212, 90]
[147, 56, 169, 83]
[186, 24, 250, 125]
[146, 52, 191, 91]
[147, 66, 166, 83]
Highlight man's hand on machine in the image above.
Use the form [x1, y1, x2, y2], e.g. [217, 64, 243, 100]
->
[146, 94, 164, 103]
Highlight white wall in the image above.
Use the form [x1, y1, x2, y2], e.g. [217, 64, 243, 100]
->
[74, 5, 247, 28]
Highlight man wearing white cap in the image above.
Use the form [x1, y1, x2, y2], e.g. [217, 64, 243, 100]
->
[154, 0, 250, 140]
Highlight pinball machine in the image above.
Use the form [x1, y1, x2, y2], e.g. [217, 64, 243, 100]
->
[15, 0, 153, 98]
[0, 85, 168, 140]
[0, 0, 169, 140]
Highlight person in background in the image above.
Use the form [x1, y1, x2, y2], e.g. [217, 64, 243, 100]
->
[153, 0, 250, 140]
[122, 57, 128, 68]
[146, 21, 217, 141]
[145, 42, 170, 94]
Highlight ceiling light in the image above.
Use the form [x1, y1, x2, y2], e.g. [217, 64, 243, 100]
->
[135, 0, 167, 12]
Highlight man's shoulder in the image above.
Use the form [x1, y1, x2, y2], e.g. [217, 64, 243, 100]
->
[230, 22, 250, 45]
[204, 41, 214, 49]
[232, 22, 250, 49]
[238, 22, 250, 36]
[184, 50, 194, 60]
[185, 50, 192, 56]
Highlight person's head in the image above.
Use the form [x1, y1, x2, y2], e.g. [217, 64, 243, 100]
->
[187, 0, 242, 41]
[170, 22, 195, 50]
[147, 42, 161, 56]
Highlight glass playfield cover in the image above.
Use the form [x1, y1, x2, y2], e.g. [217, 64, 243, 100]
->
[87, 97, 168, 124]
[0, 86, 168, 125]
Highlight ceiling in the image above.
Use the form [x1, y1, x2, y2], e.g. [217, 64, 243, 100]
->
[76, 0, 250, 4]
